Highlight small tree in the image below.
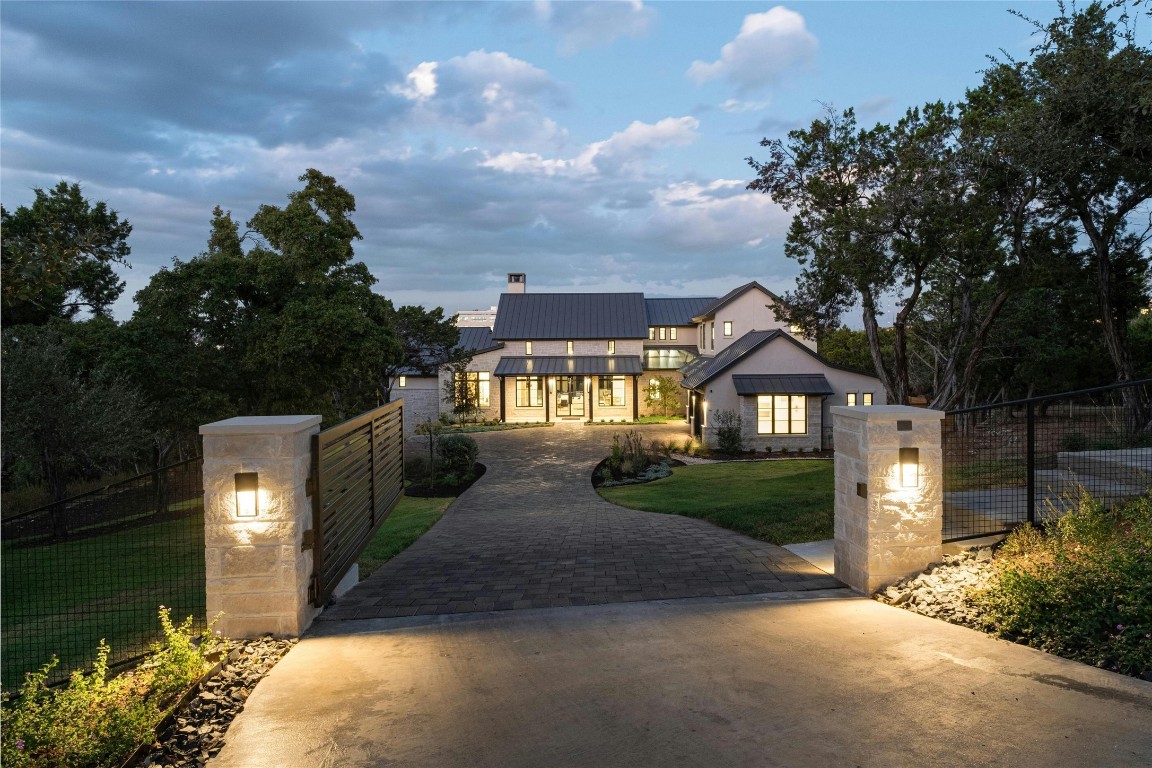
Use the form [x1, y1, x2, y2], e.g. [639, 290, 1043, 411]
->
[646, 376, 683, 418]
[711, 409, 744, 455]
[441, 357, 483, 426]
[413, 419, 443, 491]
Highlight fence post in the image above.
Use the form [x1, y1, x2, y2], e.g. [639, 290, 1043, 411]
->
[200, 415, 322, 639]
[832, 405, 945, 594]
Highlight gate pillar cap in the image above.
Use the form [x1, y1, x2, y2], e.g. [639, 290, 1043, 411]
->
[200, 415, 322, 435]
[830, 406, 944, 422]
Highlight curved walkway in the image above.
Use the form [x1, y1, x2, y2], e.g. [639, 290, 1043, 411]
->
[319, 423, 839, 621]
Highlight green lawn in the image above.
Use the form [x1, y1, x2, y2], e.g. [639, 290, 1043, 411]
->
[358, 495, 453, 579]
[597, 460, 834, 545]
[1, 511, 205, 690]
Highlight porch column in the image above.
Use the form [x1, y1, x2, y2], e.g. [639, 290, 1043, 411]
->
[200, 415, 321, 638]
[632, 377, 639, 420]
[832, 406, 944, 595]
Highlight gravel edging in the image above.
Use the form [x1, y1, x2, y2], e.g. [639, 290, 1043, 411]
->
[874, 547, 997, 628]
[140, 636, 296, 767]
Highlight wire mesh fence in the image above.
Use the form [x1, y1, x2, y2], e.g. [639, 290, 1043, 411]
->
[1, 457, 206, 690]
[942, 380, 1152, 542]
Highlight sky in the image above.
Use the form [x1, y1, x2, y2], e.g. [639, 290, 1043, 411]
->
[1, 0, 1068, 320]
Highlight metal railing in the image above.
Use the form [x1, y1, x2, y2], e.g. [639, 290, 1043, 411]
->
[942, 380, 1152, 542]
[309, 400, 404, 606]
[1, 457, 206, 689]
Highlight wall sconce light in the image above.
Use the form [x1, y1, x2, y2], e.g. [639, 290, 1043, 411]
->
[235, 472, 259, 518]
[899, 448, 919, 488]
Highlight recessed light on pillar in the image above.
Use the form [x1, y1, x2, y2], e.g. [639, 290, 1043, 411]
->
[899, 447, 919, 488]
[235, 472, 259, 518]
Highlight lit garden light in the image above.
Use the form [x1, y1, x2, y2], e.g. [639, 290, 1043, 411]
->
[234, 472, 259, 518]
[899, 447, 919, 488]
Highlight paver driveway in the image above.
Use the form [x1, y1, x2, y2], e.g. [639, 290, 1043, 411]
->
[318, 423, 839, 621]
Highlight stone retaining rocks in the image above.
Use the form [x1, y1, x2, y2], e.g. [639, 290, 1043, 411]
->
[141, 636, 296, 768]
[874, 547, 996, 629]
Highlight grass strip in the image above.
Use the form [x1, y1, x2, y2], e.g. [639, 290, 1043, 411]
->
[358, 495, 453, 579]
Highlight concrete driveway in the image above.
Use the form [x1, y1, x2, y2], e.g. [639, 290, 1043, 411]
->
[212, 593, 1152, 768]
[320, 423, 837, 621]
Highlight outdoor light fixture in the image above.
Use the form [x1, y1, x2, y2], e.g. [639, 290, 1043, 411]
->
[235, 472, 259, 518]
[899, 448, 919, 488]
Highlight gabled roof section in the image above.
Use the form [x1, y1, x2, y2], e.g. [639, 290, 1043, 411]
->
[455, 326, 504, 356]
[680, 329, 881, 390]
[644, 297, 717, 327]
[492, 293, 648, 340]
[691, 281, 783, 322]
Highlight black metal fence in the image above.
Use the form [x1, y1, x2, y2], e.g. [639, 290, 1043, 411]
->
[1, 457, 206, 689]
[942, 380, 1152, 542]
[310, 400, 404, 606]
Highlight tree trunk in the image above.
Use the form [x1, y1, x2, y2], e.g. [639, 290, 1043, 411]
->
[861, 291, 900, 403]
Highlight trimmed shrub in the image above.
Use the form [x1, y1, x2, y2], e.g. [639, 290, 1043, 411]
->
[437, 434, 478, 477]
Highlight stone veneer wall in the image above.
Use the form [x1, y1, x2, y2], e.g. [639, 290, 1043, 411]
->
[200, 415, 321, 638]
[831, 405, 944, 595]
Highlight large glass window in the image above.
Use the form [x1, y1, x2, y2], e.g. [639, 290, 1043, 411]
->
[515, 376, 544, 407]
[598, 375, 627, 407]
[756, 395, 807, 434]
[454, 371, 490, 408]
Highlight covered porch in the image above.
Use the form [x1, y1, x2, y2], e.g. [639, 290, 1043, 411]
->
[493, 356, 644, 423]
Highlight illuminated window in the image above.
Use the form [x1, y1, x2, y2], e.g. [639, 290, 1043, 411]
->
[863, 392, 873, 406]
[790, 324, 803, 335]
[723, 321, 733, 337]
[756, 395, 807, 434]
[598, 376, 626, 406]
[608, 340, 615, 354]
[847, 393, 857, 406]
[515, 376, 544, 407]
[525, 341, 533, 355]
[659, 327, 667, 340]
[670, 327, 677, 340]
[710, 322, 715, 350]
[398, 376, 406, 388]
[649, 327, 655, 340]
[566, 340, 574, 355]
[453, 371, 490, 408]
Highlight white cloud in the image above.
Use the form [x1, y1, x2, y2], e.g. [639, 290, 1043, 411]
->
[638, 179, 790, 252]
[536, 0, 655, 55]
[720, 99, 771, 113]
[688, 7, 817, 91]
[481, 116, 699, 178]
[391, 62, 438, 102]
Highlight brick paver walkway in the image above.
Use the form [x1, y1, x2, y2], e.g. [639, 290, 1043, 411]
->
[319, 423, 840, 621]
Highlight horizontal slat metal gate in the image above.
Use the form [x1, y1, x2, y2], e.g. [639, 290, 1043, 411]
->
[309, 400, 404, 605]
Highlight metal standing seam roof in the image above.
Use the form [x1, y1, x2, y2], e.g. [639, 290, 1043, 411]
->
[492, 293, 648, 340]
[492, 356, 644, 376]
[732, 374, 835, 396]
[681, 330, 781, 389]
[691, 281, 784, 322]
[455, 326, 504, 355]
[644, 297, 717, 327]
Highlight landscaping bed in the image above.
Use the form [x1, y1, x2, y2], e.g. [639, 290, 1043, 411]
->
[877, 494, 1152, 679]
[404, 462, 485, 498]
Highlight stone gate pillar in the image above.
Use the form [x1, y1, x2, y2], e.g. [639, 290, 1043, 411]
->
[200, 415, 321, 638]
[832, 405, 945, 595]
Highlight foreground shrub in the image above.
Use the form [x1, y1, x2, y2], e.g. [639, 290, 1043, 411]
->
[437, 434, 479, 477]
[711, 409, 744, 455]
[972, 494, 1152, 676]
[1, 607, 225, 768]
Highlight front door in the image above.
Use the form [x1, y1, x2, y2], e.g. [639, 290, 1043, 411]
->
[555, 376, 585, 417]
